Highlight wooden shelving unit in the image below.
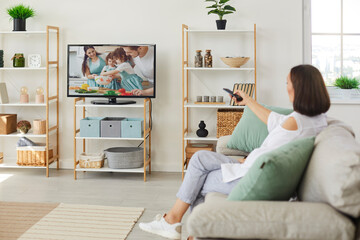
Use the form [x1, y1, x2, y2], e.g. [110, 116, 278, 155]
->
[181, 24, 257, 179]
[0, 26, 60, 177]
[73, 98, 152, 181]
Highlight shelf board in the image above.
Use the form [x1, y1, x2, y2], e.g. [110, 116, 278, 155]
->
[185, 29, 254, 33]
[0, 161, 57, 169]
[75, 102, 145, 108]
[185, 67, 254, 71]
[0, 102, 46, 107]
[0, 128, 57, 138]
[75, 134, 145, 141]
[185, 102, 245, 109]
[0, 31, 47, 34]
[184, 132, 218, 141]
[0, 66, 56, 70]
[76, 165, 147, 173]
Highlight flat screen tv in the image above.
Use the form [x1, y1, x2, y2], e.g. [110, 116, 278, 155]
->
[67, 44, 156, 104]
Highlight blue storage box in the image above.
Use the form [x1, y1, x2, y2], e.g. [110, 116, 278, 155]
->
[80, 117, 104, 137]
[121, 118, 144, 138]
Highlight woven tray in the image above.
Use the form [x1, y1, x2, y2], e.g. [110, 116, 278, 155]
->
[216, 109, 243, 138]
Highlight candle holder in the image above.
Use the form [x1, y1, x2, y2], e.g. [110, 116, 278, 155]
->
[35, 87, 44, 104]
[20, 86, 29, 103]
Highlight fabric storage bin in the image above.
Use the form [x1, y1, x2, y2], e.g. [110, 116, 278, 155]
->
[121, 118, 144, 138]
[100, 117, 125, 138]
[0, 114, 17, 134]
[104, 147, 144, 169]
[17, 144, 54, 166]
[79, 153, 104, 168]
[80, 117, 104, 137]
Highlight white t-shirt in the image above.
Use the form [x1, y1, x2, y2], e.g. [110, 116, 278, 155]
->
[221, 111, 328, 183]
[133, 47, 154, 83]
[116, 62, 135, 75]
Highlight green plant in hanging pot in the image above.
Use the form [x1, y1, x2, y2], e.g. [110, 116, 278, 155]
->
[6, 4, 36, 31]
[205, 0, 236, 30]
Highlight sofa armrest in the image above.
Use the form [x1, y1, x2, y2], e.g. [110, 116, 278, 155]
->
[216, 135, 249, 156]
[187, 193, 355, 240]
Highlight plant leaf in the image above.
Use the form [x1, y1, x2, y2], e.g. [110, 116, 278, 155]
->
[219, 0, 230, 4]
[206, 4, 218, 8]
[223, 11, 235, 15]
[205, 0, 217, 2]
[208, 9, 220, 15]
[224, 5, 236, 11]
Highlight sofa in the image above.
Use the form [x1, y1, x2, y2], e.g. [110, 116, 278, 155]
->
[187, 118, 360, 240]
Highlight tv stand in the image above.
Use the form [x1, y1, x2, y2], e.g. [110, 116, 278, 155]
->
[91, 97, 136, 105]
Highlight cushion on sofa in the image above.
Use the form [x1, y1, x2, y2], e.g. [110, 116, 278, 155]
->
[187, 192, 355, 240]
[227, 105, 293, 152]
[298, 119, 360, 218]
[216, 135, 249, 156]
[228, 137, 315, 201]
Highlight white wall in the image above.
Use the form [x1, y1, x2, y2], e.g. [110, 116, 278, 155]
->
[0, 0, 358, 172]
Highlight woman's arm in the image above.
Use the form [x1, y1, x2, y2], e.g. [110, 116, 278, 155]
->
[233, 90, 271, 124]
[101, 69, 120, 76]
[85, 69, 96, 79]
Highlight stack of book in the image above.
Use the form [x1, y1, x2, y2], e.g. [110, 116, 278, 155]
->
[0, 50, 3, 68]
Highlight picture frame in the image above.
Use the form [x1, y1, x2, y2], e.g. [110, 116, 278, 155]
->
[0, 82, 9, 104]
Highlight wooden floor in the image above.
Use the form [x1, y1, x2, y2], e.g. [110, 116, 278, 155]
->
[0, 169, 190, 240]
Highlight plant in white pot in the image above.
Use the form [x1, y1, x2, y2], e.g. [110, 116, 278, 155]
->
[334, 76, 360, 99]
[6, 4, 35, 31]
[205, 0, 236, 30]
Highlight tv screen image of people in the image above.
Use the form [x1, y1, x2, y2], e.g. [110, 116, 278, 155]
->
[67, 44, 155, 98]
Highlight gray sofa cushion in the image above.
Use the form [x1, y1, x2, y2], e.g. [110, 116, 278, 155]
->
[216, 135, 249, 156]
[298, 118, 360, 218]
[187, 192, 355, 240]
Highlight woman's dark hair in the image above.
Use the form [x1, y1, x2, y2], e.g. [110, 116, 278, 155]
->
[113, 48, 128, 63]
[82, 46, 96, 76]
[290, 64, 330, 116]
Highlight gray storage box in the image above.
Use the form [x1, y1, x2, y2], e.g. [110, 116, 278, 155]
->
[121, 118, 144, 138]
[80, 117, 104, 137]
[100, 117, 125, 138]
[104, 147, 144, 169]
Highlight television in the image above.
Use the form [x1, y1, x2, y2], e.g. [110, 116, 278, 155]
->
[67, 44, 156, 104]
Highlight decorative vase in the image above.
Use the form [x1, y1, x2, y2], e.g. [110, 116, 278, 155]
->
[204, 50, 213, 68]
[195, 50, 203, 67]
[12, 53, 25, 67]
[216, 20, 227, 30]
[196, 120, 208, 137]
[13, 18, 26, 31]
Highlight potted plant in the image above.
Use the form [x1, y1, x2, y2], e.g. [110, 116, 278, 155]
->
[333, 76, 360, 99]
[205, 0, 236, 30]
[6, 4, 35, 31]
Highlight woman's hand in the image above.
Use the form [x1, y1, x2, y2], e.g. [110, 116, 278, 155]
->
[232, 90, 249, 105]
[87, 74, 97, 79]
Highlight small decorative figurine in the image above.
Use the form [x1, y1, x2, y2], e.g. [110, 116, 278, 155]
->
[17, 120, 31, 134]
[204, 49, 213, 68]
[196, 120, 209, 137]
[195, 50, 203, 67]
[20, 86, 29, 103]
[35, 87, 44, 104]
[12, 53, 25, 67]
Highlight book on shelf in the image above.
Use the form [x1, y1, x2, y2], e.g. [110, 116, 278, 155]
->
[230, 83, 255, 106]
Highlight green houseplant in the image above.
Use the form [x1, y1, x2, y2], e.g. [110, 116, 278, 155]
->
[206, 0, 236, 30]
[6, 4, 35, 31]
[334, 76, 359, 89]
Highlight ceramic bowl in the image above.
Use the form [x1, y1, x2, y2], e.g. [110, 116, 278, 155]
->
[220, 57, 250, 68]
[94, 76, 112, 85]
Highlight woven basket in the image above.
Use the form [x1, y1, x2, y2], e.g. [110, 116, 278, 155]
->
[216, 109, 243, 138]
[79, 153, 104, 168]
[17, 145, 54, 166]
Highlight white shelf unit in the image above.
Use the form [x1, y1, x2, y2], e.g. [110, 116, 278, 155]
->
[181, 24, 257, 179]
[0, 26, 60, 177]
[73, 98, 152, 181]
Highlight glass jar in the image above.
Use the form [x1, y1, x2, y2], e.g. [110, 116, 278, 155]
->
[194, 50, 203, 67]
[204, 49, 213, 68]
[12, 53, 25, 67]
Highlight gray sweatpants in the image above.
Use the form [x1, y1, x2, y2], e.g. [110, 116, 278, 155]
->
[176, 150, 241, 209]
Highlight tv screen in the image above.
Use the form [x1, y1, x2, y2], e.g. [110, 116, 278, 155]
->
[67, 44, 155, 99]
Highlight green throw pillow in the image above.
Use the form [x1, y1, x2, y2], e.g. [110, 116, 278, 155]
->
[227, 105, 293, 152]
[227, 137, 315, 201]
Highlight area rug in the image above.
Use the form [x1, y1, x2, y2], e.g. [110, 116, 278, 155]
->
[0, 201, 144, 240]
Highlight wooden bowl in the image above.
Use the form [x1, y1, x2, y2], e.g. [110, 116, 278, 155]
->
[220, 57, 250, 68]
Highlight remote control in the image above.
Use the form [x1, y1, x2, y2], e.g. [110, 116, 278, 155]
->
[223, 88, 243, 101]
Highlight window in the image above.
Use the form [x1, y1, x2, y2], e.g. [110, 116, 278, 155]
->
[303, 0, 360, 85]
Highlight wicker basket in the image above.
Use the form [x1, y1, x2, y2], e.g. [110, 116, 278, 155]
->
[79, 153, 104, 168]
[17, 144, 54, 166]
[216, 109, 243, 138]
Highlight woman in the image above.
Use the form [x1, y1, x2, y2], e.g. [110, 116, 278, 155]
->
[81, 46, 106, 87]
[139, 65, 330, 240]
